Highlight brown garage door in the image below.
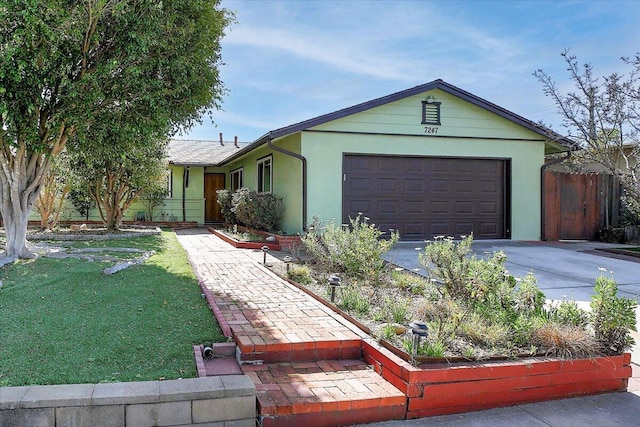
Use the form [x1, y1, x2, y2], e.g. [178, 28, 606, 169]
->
[342, 155, 509, 240]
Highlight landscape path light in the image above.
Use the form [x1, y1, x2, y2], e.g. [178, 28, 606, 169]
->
[408, 321, 428, 359]
[261, 245, 269, 265]
[283, 256, 293, 277]
[328, 275, 341, 303]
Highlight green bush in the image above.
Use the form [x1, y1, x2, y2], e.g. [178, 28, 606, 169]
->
[288, 264, 313, 284]
[230, 188, 284, 231]
[302, 214, 399, 281]
[216, 189, 237, 224]
[549, 300, 590, 327]
[419, 236, 526, 323]
[590, 275, 637, 355]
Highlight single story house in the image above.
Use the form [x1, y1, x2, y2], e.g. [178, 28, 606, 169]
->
[40, 79, 573, 240]
[176, 79, 571, 240]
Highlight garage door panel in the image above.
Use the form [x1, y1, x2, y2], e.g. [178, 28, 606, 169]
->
[346, 199, 371, 213]
[432, 179, 449, 192]
[480, 223, 500, 237]
[404, 179, 424, 192]
[378, 201, 398, 215]
[378, 178, 400, 192]
[454, 223, 474, 235]
[480, 201, 498, 214]
[404, 223, 426, 238]
[343, 155, 507, 240]
[455, 180, 474, 193]
[455, 201, 474, 214]
[348, 177, 372, 193]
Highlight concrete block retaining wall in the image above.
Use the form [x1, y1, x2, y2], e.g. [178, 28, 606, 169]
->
[0, 376, 255, 427]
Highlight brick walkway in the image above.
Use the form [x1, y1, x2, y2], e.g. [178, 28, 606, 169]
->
[175, 228, 405, 427]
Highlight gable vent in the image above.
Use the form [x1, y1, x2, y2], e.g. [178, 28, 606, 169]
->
[421, 101, 441, 125]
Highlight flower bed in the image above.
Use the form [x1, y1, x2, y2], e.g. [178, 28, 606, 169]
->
[362, 339, 631, 418]
[215, 223, 301, 251]
[274, 264, 632, 417]
[209, 227, 280, 250]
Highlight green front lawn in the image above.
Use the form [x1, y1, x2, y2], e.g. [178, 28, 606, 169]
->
[0, 231, 223, 386]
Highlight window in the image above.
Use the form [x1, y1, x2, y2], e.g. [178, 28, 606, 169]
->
[230, 167, 244, 191]
[421, 100, 441, 125]
[166, 169, 173, 198]
[257, 156, 272, 193]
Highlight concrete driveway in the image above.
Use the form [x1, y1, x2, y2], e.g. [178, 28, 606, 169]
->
[384, 240, 640, 302]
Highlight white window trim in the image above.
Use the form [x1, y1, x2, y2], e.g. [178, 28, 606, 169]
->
[230, 167, 244, 191]
[257, 155, 273, 193]
[167, 169, 173, 198]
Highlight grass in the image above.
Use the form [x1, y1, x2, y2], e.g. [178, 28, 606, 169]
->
[0, 231, 223, 386]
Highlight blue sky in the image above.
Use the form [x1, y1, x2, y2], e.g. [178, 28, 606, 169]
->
[177, 0, 640, 142]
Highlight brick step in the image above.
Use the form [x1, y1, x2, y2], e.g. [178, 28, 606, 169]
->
[236, 335, 362, 364]
[242, 359, 406, 427]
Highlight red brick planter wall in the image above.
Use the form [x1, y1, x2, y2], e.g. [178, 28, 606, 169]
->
[362, 340, 631, 419]
[209, 228, 281, 250]
[217, 224, 302, 251]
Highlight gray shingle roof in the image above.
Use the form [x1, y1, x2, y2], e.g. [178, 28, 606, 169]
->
[167, 139, 252, 166]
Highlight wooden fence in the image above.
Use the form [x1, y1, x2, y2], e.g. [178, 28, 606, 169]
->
[543, 171, 621, 241]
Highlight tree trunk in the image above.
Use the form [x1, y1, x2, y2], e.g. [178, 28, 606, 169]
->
[2, 207, 34, 258]
[0, 137, 65, 259]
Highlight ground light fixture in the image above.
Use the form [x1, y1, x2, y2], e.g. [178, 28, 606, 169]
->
[328, 275, 341, 303]
[408, 321, 428, 358]
[261, 245, 269, 265]
[283, 256, 293, 277]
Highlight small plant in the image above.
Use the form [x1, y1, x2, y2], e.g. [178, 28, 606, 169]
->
[381, 324, 397, 341]
[372, 309, 387, 322]
[419, 340, 446, 357]
[338, 285, 370, 314]
[590, 275, 637, 355]
[401, 337, 413, 355]
[288, 264, 313, 284]
[382, 296, 410, 323]
[549, 300, 589, 327]
[391, 270, 427, 295]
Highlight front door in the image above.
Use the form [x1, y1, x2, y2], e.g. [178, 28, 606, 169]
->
[204, 173, 225, 222]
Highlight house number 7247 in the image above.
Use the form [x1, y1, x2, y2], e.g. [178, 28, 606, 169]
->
[424, 126, 439, 134]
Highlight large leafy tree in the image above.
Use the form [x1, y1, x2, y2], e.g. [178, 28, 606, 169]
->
[67, 121, 168, 230]
[0, 0, 230, 258]
[535, 50, 640, 221]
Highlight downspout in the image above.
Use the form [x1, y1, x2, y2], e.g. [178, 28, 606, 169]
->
[267, 138, 308, 230]
[540, 150, 571, 240]
[182, 167, 190, 222]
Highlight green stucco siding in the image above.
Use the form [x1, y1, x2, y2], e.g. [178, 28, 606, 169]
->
[302, 89, 548, 240]
[224, 134, 303, 234]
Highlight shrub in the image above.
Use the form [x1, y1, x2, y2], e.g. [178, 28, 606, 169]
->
[288, 264, 313, 284]
[302, 214, 399, 281]
[231, 188, 284, 231]
[549, 300, 590, 327]
[216, 189, 237, 224]
[590, 275, 637, 355]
